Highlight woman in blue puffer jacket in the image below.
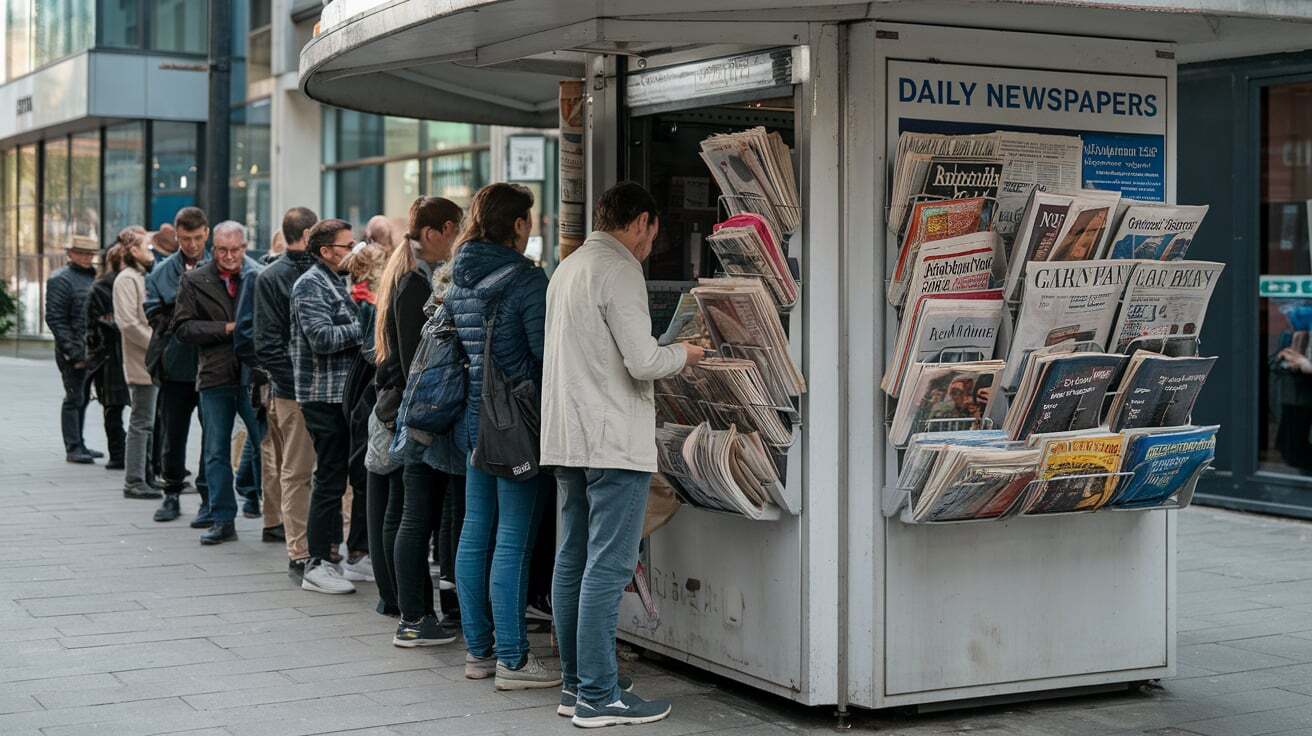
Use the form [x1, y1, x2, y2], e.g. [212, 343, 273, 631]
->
[443, 183, 558, 689]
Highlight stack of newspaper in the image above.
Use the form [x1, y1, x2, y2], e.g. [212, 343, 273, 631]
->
[656, 422, 783, 520]
[889, 360, 1004, 446]
[884, 288, 1004, 398]
[1110, 424, 1217, 508]
[1002, 352, 1126, 440]
[700, 127, 801, 236]
[888, 197, 990, 306]
[706, 212, 797, 308]
[692, 278, 806, 408]
[896, 430, 1040, 523]
[655, 358, 793, 447]
[1105, 352, 1217, 431]
[1022, 431, 1126, 515]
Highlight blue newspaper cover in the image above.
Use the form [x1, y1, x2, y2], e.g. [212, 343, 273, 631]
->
[1111, 425, 1217, 508]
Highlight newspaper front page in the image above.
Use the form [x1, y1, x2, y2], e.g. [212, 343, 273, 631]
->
[1003, 259, 1137, 388]
[1109, 260, 1224, 352]
[993, 132, 1083, 239]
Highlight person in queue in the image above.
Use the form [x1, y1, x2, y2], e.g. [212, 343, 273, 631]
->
[290, 219, 364, 594]
[375, 197, 466, 646]
[145, 207, 210, 524]
[542, 181, 704, 727]
[151, 223, 178, 257]
[84, 237, 131, 473]
[45, 235, 101, 464]
[445, 183, 556, 689]
[254, 208, 321, 582]
[172, 221, 264, 545]
[113, 229, 159, 500]
[365, 215, 396, 253]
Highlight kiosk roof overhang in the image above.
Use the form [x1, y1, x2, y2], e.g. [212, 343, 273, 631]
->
[299, 0, 1312, 124]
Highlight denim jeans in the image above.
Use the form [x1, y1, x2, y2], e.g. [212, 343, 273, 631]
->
[124, 384, 158, 487]
[198, 385, 261, 524]
[553, 467, 651, 706]
[456, 461, 546, 668]
[55, 356, 90, 453]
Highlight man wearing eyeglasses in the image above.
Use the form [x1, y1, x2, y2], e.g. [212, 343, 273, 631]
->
[171, 221, 264, 544]
[289, 219, 364, 595]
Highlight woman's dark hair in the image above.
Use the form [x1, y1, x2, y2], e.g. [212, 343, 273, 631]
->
[407, 196, 463, 241]
[595, 181, 658, 232]
[456, 183, 534, 249]
[307, 218, 354, 256]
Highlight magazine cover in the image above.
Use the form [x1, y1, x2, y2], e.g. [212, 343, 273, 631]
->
[1111, 425, 1217, 508]
[1025, 432, 1127, 514]
[1107, 204, 1209, 260]
[891, 361, 1003, 445]
[1046, 190, 1122, 262]
[889, 197, 988, 305]
[1007, 352, 1126, 439]
[1107, 353, 1217, 431]
[1004, 190, 1074, 299]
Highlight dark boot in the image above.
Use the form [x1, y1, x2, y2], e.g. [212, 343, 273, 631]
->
[190, 503, 214, 529]
[200, 521, 237, 545]
[153, 494, 181, 522]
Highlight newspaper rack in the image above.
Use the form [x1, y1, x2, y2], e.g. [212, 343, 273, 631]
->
[715, 267, 802, 312]
[885, 416, 996, 450]
[1120, 332, 1201, 357]
[1001, 339, 1105, 395]
[882, 463, 1209, 526]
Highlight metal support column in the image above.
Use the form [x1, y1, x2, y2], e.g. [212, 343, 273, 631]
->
[204, 0, 233, 223]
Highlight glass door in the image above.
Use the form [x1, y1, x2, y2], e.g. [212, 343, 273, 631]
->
[1258, 80, 1312, 478]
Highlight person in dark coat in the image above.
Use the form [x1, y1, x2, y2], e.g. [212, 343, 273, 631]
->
[444, 183, 556, 689]
[45, 235, 101, 464]
[172, 221, 264, 545]
[85, 241, 132, 470]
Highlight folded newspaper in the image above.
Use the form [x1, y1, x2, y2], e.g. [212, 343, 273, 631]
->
[889, 197, 990, 306]
[890, 360, 1003, 446]
[1108, 260, 1223, 353]
[692, 277, 806, 407]
[913, 442, 1041, 522]
[900, 232, 997, 314]
[1107, 202, 1209, 260]
[656, 421, 784, 520]
[700, 127, 800, 236]
[884, 289, 1004, 398]
[707, 213, 797, 308]
[1002, 259, 1137, 389]
[1105, 351, 1217, 431]
[1003, 352, 1126, 440]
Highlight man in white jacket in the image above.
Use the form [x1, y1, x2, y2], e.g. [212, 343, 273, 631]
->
[541, 182, 704, 728]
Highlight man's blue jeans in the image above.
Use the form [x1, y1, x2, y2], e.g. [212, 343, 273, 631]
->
[456, 461, 547, 668]
[552, 467, 650, 706]
[198, 385, 261, 524]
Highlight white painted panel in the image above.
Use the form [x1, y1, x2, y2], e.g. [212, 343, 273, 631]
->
[884, 512, 1169, 695]
[0, 54, 89, 141]
[619, 509, 804, 690]
[88, 53, 148, 118]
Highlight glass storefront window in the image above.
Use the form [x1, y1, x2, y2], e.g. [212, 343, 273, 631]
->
[104, 122, 145, 243]
[1259, 81, 1312, 476]
[15, 144, 39, 335]
[0, 151, 14, 292]
[150, 121, 198, 229]
[336, 165, 383, 230]
[338, 110, 383, 161]
[150, 0, 206, 54]
[6, 0, 32, 79]
[43, 137, 71, 254]
[231, 99, 272, 252]
[385, 118, 420, 157]
[33, 0, 95, 67]
[99, 0, 142, 49]
[384, 159, 421, 230]
[70, 131, 100, 241]
[427, 151, 485, 208]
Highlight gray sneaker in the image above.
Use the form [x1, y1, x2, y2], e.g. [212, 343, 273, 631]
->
[494, 651, 562, 691]
[558, 674, 634, 717]
[465, 652, 496, 680]
[572, 690, 672, 728]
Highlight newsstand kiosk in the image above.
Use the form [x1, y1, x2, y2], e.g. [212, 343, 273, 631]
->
[299, 0, 1312, 715]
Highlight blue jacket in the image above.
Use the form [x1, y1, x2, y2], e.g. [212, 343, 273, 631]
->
[145, 250, 207, 384]
[444, 241, 548, 452]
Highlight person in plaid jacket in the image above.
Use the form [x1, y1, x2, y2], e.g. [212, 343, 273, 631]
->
[289, 218, 364, 595]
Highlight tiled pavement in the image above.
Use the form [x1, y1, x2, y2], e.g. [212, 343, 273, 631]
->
[3, 353, 1312, 736]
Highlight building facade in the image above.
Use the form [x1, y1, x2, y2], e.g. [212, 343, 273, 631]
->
[1, 0, 557, 339]
[1182, 51, 1312, 519]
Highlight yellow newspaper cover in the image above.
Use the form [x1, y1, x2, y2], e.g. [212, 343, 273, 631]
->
[1028, 434, 1127, 514]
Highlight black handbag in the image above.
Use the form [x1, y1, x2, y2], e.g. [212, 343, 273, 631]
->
[470, 298, 541, 481]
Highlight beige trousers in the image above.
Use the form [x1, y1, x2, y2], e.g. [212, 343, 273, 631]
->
[265, 396, 315, 560]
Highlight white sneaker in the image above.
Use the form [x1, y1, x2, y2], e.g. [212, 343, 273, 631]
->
[341, 555, 375, 582]
[301, 559, 356, 595]
[438, 578, 455, 591]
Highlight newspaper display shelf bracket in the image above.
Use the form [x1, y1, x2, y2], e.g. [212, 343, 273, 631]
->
[882, 464, 1209, 525]
[1121, 332, 1201, 358]
[716, 192, 804, 238]
[884, 414, 996, 451]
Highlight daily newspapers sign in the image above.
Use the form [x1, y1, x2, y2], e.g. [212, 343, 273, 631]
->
[888, 61, 1168, 201]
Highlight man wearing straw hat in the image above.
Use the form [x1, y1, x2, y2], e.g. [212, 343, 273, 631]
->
[45, 235, 103, 464]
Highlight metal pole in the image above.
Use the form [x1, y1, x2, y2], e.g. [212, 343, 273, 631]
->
[204, 0, 232, 223]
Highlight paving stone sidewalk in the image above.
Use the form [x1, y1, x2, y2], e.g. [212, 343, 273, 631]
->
[3, 354, 1312, 736]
